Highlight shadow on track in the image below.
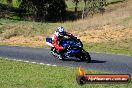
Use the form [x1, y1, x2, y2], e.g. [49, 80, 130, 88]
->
[61, 58, 106, 63]
[91, 60, 106, 63]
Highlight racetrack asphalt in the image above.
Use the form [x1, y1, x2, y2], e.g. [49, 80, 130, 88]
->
[0, 46, 132, 75]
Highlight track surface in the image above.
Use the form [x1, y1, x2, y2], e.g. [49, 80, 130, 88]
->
[0, 46, 132, 75]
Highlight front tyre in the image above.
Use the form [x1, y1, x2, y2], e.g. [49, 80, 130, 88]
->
[78, 49, 91, 63]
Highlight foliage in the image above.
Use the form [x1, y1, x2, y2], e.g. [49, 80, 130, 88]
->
[72, 0, 80, 12]
[83, 0, 106, 17]
[19, 0, 67, 21]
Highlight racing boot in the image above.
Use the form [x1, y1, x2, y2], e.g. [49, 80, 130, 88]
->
[51, 48, 64, 60]
[57, 54, 63, 60]
[57, 51, 64, 60]
[50, 47, 57, 56]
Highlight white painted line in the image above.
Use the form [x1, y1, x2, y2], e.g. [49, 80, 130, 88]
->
[16, 60, 22, 62]
[24, 61, 29, 63]
[52, 65, 57, 66]
[46, 64, 51, 66]
[2, 58, 57, 67]
[31, 62, 37, 64]
[39, 63, 45, 65]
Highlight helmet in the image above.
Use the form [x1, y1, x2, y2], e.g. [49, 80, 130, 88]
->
[57, 26, 65, 36]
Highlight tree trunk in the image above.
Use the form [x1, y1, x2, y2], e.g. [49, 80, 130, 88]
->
[75, 1, 78, 12]
[82, 1, 86, 19]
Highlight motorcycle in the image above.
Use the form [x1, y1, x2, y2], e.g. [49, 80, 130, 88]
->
[46, 36, 91, 63]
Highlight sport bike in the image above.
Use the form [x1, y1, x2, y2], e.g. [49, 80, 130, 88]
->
[46, 37, 91, 63]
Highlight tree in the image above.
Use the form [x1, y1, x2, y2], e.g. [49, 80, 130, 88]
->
[82, 0, 87, 19]
[82, 0, 106, 19]
[19, 0, 66, 21]
[7, 0, 12, 3]
[7, 0, 12, 6]
[72, 0, 80, 12]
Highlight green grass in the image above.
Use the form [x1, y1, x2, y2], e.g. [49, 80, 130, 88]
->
[66, 0, 84, 11]
[0, 40, 132, 55]
[0, 18, 75, 38]
[123, 16, 132, 22]
[84, 41, 132, 55]
[0, 19, 56, 37]
[121, 16, 132, 28]
[0, 57, 131, 88]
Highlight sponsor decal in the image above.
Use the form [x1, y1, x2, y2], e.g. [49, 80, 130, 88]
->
[76, 66, 131, 85]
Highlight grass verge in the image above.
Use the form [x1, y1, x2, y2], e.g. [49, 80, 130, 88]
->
[0, 57, 131, 88]
[0, 41, 132, 55]
[84, 42, 132, 55]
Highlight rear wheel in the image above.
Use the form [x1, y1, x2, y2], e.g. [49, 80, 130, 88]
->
[78, 49, 91, 63]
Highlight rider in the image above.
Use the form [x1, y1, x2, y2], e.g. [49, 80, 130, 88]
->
[52, 26, 74, 59]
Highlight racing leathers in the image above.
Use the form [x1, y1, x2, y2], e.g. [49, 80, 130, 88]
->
[52, 31, 74, 52]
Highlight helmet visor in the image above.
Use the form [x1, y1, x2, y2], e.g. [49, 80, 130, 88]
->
[59, 32, 64, 36]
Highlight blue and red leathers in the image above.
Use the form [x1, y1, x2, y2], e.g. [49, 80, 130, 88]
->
[52, 31, 74, 52]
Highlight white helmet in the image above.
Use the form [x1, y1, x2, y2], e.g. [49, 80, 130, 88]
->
[57, 26, 65, 36]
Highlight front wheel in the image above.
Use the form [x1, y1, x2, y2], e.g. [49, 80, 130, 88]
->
[78, 49, 91, 63]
